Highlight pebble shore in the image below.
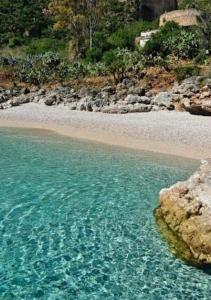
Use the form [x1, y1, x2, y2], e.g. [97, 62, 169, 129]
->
[0, 103, 211, 159]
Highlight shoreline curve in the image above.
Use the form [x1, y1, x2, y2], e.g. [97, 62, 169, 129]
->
[0, 103, 211, 160]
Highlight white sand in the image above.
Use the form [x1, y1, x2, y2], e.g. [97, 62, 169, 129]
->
[0, 103, 211, 159]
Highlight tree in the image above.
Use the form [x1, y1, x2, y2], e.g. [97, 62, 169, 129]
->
[0, 0, 50, 45]
[48, 0, 141, 56]
[48, 0, 102, 56]
[102, 48, 133, 83]
[48, 0, 85, 56]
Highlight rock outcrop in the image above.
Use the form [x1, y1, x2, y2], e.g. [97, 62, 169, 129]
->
[183, 85, 211, 116]
[0, 82, 155, 112]
[140, 0, 177, 21]
[160, 9, 202, 27]
[155, 160, 211, 265]
[0, 76, 210, 115]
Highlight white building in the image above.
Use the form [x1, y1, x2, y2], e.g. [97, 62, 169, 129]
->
[139, 30, 159, 48]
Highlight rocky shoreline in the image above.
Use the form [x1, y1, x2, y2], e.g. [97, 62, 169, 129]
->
[155, 160, 211, 265]
[0, 76, 211, 115]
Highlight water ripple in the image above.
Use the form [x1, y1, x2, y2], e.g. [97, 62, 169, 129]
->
[0, 128, 209, 299]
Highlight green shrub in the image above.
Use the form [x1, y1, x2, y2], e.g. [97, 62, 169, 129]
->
[194, 49, 209, 64]
[85, 47, 103, 63]
[25, 38, 67, 56]
[56, 61, 69, 84]
[102, 49, 117, 66]
[86, 62, 108, 76]
[164, 29, 200, 59]
[174, 65, 201, 83]
[15, 52, 61, 85]
[107, 20, 158, 50]
[143, 34, 165, 57]
[143, 22, 201, 60]
[93, 32, 109, 51]
[107, 29, 131, 49]
[67, 62, 88, 79]
[2, 52, 108, 85]
[8, 37, 25, 48]
[102, 48, 133, 83]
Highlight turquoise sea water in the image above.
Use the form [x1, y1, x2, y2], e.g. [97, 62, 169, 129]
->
[0, 128, 210, 299]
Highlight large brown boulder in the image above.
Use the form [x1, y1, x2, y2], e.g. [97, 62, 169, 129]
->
[183, 85, 211, 116]
[155, 160, 211, 265]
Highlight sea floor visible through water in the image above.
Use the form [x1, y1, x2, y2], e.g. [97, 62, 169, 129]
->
[0, 127, 210, 299]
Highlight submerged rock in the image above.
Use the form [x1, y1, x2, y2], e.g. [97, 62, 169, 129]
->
[155, 160, 211, 265]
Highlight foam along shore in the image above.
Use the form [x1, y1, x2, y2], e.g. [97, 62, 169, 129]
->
[155, 160, 211, 265]
[0, 103, 211, 159]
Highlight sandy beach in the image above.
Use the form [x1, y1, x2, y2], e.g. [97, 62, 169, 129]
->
[0, 103, 211, 159]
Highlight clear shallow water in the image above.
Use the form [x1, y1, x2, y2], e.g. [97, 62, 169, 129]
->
[0, 128, 210, 300]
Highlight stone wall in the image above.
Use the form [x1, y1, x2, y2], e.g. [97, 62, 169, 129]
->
[160, 9, 202, 27]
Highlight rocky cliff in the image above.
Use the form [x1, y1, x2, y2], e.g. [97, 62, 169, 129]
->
[140, 0, 177, 20]
[155, 160, 211, 265]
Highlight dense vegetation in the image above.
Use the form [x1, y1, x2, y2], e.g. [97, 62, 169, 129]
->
[0, 0, 210, 85]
